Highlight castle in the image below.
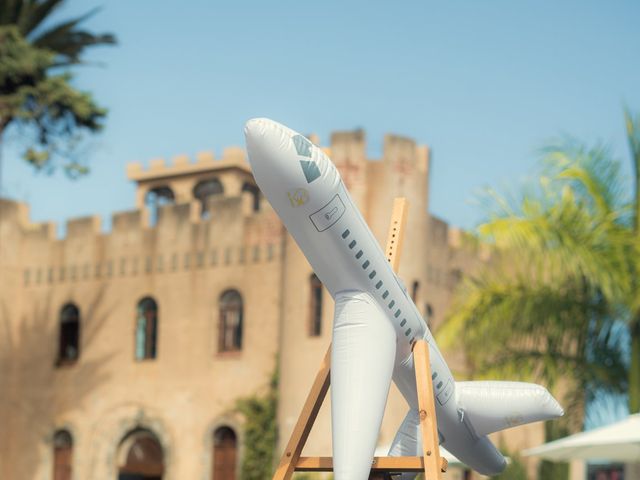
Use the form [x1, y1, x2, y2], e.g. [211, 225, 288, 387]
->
[0, 129, 543, 480]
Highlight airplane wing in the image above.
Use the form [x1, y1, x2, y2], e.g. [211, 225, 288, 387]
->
[331, 290, 397, 479]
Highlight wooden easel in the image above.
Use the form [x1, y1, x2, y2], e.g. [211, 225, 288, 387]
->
[272, 198, 447, 480]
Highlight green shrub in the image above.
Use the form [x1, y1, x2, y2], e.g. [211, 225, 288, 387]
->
[236, 370, 279, 480]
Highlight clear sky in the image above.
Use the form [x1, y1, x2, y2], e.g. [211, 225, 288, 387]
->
[3, 0, 640, 233]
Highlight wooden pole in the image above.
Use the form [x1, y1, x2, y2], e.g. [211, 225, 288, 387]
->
[414, 340, 445, 480]
[271, 347, 331, 480]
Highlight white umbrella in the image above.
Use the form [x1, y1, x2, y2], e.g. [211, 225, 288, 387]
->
[523, 414, 640, 462]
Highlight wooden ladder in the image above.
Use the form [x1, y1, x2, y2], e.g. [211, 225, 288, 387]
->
[272, 198, 447, 480]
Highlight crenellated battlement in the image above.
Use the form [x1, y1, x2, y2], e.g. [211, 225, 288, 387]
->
[1, 128, 438, 289]
[1, 191, 284, 290]
[126, 147, 249, 182]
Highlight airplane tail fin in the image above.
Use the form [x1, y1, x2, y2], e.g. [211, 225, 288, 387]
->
[455, 381, 564, 437]
[331, 291, 396, 480]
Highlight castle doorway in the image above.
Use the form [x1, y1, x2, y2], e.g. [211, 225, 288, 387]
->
[117, 429, 164, 480]
[212, 426, 237, 480]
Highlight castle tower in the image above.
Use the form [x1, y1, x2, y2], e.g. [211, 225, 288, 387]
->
[126, 148, 261, 225]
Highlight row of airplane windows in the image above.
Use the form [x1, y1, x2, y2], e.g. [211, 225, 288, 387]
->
[341, 227, 416, 344]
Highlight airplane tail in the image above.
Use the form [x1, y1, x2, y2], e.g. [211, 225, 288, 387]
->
[388, 381, 562, 477]
[455, 381, 564, 437]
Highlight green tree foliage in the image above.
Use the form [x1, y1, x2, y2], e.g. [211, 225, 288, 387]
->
[236, 371, 279, 480]
[439, 139, 634, 430]
[0, 0, 116, 176]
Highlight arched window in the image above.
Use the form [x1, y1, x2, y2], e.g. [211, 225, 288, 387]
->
[194, 178, 224, 219]
[117, 429, 164, 480]
[57, 303, 80, 366]
[241, 183, 261, 212]
[53, 430, 73, 480]
[411, 280, 420, 302]
[145, 186, 175, 227]
[212, 427, 237, 480]
[309, 274, 323, 337]
[136, 297, 158, 360]
[219, 290, 243, 353]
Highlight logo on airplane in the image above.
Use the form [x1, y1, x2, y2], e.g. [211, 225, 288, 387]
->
[287, 188, 309, 207]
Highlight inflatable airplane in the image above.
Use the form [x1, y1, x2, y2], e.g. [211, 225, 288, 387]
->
[244, 118, 563, 479]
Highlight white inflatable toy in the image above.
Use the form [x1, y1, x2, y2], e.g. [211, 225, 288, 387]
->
[244, 118, 563, 479]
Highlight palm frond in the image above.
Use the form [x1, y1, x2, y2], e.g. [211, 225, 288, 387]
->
[19, 0, 63, 36]
[31, 7, 116, 64]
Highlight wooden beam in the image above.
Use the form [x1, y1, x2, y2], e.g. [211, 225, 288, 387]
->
[271, 347, 331, 480]
[296, 456, 448, 473]
[414, 340, 444, 480]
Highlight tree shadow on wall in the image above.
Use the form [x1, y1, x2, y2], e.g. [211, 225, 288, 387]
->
[0, 285, 116, 480]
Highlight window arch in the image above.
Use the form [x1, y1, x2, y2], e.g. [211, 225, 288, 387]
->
[53, 430, 73, 480]
[309, 274, 323, 337]
[117, 428, 164, 479]
[212, 426, 237, 480]
[219, 290, 243, 353]
[136, 297, 158, 360]
[145, 186, 175, 227]
[57, 303, 80, 366]
[194, 178, 224, 219]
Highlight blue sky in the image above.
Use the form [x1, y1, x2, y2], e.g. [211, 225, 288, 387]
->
[3, 0, 640, 232]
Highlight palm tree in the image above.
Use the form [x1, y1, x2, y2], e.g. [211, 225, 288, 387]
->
[0, 0, 116, 179]
[0, 0, 116, 66]
[438, 140, 633, 431]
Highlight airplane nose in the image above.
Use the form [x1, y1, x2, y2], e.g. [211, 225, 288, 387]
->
[244, 118, 292, 169]
[244, 117, 268, 140]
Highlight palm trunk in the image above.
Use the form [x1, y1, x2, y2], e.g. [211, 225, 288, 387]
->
[0, 123, 5, 199]
[630, 319, 640, 413]
[628, 109, 640, 414]
[538, 421, 570, 480]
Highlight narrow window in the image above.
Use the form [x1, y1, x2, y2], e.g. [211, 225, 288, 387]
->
[449, 268, 463, 288]
[213, 426, 237, 480]
[219, 290, 243, 352]
[53, 430, 73, 480]
[425, 303, 434, 328]
[411, 280, 420, 302]
[135, 297, 158, 360]
[57, 304, 80, 366]
[309, 274, 323, 337]
[194, 178, 224, 219]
